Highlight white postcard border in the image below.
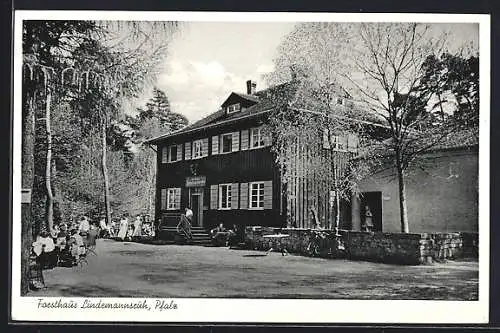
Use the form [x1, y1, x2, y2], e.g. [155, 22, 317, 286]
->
[11, 11, 490, 323]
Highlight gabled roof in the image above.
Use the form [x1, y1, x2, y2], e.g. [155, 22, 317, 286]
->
[221, 92, 260, 107]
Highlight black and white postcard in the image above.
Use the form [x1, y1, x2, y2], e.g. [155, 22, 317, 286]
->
[10, 11, 490, 324]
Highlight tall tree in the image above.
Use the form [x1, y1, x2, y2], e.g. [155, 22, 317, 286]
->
[142, 87, 188, 130]
[345, 23, 458, 233]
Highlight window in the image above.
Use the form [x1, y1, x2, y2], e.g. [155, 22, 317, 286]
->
[221, 133, 233, 153]
[226, 103, 241, 114]
[166, 188, 181, 210]
[192, 139, 203, 159]
[250, 127, 265, 148]
[219, 184, 232, 209]
[168, 145, 178, 162]
[331, 136, 346, 151]
[323, 130, 348, 151]
[249, 182, 265, 209]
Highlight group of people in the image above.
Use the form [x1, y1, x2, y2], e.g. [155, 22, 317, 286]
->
[94, 214, 155, 241]
[210, 223, 242, 247]
[173, 206, 243, 247]
[32, 216, 98, 270]
[115, 214, 148, 241]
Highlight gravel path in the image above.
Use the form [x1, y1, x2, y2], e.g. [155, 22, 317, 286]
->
[30, 239, 478, 300]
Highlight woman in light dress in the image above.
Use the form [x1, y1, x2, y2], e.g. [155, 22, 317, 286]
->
[363, 205, 374, 232]
[117, 215, 129, 241]
[132, 215, 142, 239]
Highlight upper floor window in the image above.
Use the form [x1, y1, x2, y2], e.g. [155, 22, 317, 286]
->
[221, 133, 233, 153]
[331, 135, 346, 151]
[250, 127, 265, 149]
[168, 145, 178, 162]
[226, 103, 241, 114]
[323, 129, 359, 153]
[193, 139, 203, 159]
[162, 145, 181, 163]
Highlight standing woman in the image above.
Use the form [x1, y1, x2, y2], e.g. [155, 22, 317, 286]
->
[363, 205, 374, 232]
[132, 215, 142, 240]
[117, 215, 129, 241]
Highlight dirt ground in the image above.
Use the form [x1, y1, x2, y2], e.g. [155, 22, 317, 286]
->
[30, 239, 478, 300]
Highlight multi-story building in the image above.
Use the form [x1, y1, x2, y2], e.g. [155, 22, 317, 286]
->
[147, 80, 285, 232]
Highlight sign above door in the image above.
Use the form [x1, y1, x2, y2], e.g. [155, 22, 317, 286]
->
[186, 176, 206, 188]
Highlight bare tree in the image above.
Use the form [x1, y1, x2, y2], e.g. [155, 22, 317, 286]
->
[344, 23, 454, 233]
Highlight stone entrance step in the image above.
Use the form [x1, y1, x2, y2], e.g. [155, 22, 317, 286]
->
[158, 226, 212, 246]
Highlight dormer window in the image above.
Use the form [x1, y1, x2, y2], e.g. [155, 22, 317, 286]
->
[226, 103, 241, 114]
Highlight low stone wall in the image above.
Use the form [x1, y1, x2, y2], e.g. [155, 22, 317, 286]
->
[420, 232, 479, 263]
[244, 227, 478, 265]
[343, 231, 422, 265]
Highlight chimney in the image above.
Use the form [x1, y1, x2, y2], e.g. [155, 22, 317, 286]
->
[246, 80, 257, 95]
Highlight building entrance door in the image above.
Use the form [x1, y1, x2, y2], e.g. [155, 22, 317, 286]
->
[189, 188, 204, 227]
[360, 191, 382, 232]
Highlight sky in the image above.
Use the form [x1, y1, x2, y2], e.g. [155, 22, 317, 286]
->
[154, 22, 294, 123]
[142, 22, 478, 124]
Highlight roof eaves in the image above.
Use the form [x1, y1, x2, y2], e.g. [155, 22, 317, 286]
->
[289, 107, 391, 129]
[145, 107, 274, 144]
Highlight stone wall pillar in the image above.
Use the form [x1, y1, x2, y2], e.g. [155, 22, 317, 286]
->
[351, 194, 361, 231]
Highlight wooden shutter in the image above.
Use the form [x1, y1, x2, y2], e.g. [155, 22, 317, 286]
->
[210, 185, 218, 209]
[347, 133, 359, 153]
[263, 180, 273, 210]
[322, 129, 330, 149]
[202, 138, 209, 156]
[160, 189, 167, 210]
[240, 129, 249, 150]
[232, 132, 240, 152]
[212, 135, 219, 155]
[240, 182, 249, 209]
[162, 147, 169, 163]
[185, 142, 192, 160]
[231, 183, 239, 209]
[176, 144, 183, 161]
[262, 127, 271, 147]
[174, 188, 181, 209]
[340, 135, 348, 151]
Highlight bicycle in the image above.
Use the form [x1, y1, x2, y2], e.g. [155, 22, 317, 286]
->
[306, 229, 346, 258]
[306, 230, 328, 257]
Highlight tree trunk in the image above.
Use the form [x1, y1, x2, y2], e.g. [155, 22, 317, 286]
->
[437, 92, 445, 123]
[148, 152, 155, 217]
[21, 90, 37, 295]
[101, 116, 112, 225]
[395, 153, 409, 233]
[51, 160, 63, 226]
[335, 189, 340, 235]
[45, 89, 54, 231]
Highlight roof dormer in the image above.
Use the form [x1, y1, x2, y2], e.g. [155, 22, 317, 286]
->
[221, 80, 259, 115]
